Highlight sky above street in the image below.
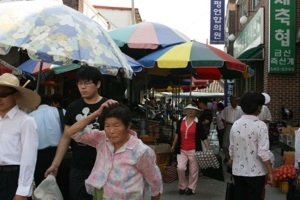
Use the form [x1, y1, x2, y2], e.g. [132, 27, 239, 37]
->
[91, 0, 228, 50]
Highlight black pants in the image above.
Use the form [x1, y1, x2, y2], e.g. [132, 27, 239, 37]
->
[0, 170, 19, 200]
[233, 175, 266, 200]
[69, 167, 93, 200]
[217, 128, 224, 149]
[34, 147, 57, 186]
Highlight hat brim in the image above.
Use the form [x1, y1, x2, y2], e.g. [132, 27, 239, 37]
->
[184, 106, 200, 112]
[0, 83, 40, 108]
[262, 93, 270, 104]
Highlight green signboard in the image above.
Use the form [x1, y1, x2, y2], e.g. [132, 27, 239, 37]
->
[268, 0, 296, 73]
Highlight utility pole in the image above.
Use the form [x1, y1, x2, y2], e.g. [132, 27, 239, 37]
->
[131, 0, 136, 24]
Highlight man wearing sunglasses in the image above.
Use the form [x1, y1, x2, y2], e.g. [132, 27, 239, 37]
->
[0, 73, 41, 200]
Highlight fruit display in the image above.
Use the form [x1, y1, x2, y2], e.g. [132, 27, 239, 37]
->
[273, 164, 296, 184]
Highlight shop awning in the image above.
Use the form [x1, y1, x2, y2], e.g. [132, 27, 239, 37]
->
[237, 45, 264, 60]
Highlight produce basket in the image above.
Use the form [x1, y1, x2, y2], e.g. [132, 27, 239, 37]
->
[156, 153, 171, 173]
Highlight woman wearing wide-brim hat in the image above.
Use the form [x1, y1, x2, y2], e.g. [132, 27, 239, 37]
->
[171, 103, 210, 196]
[0, 73, 40, 199]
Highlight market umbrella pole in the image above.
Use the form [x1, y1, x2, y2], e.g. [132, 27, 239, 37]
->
[36, 61, 43, 92]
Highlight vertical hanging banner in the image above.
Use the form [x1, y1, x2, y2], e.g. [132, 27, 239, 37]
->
[224, 80, 234, 107]
[210, 0, 225, 44]
[268, 0, 295, 73]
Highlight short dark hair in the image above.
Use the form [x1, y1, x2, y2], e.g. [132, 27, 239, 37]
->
[76, 66, 103, 84]
[40, 95, 53, 106]
[240, 92, 265, 114]
[217, 102, 224, 110]
[102, 103, 132, 127]
[51, 93, 62, 105]
[198, 97, 209, 104]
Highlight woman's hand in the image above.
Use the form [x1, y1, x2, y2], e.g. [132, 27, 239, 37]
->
[226, 159, 233, 167]
[94, 99, 118, 116]
[266, 173, 274, 185]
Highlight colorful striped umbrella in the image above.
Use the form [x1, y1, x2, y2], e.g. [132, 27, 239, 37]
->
[139, 41, 249, 79]
[123, 54, 143, 73]
[108, 21, 190, 59]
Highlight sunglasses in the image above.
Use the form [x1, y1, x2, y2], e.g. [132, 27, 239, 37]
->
[0, 91, 16, 98]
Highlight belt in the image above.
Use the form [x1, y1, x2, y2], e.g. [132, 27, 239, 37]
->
[0, 165, 20, 172]
[226, 122, 233, 125]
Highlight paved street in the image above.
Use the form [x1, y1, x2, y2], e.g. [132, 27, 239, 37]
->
[149, 145, 287, 200]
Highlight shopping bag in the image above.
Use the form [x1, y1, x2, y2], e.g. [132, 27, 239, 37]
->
[225, 181, 235, 200]
[34, 175, 64, 200]
[201, 154, 225, 181]
[162, 153, 178, 183]
[195, 150, 220, 169]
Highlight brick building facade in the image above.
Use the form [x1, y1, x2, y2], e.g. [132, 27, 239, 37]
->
[226, 0, 300, 125]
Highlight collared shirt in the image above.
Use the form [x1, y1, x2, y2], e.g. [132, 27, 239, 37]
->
[72, 129, 163, 199]
[180, 116, 197, 150]
[257, 105, 272, 124]
[221, 105, 244, 124]
[30, 105, 63, 150]
[0, 105, 38, 196]
[229, 115, 270, 177]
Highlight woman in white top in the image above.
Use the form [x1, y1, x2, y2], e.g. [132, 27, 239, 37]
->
[228, 92, 274, 200]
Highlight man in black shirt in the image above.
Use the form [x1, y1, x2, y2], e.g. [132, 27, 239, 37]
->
[45, 66, 108, 200]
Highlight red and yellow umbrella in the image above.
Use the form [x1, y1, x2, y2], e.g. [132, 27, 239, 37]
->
[139, 41, 251, 79]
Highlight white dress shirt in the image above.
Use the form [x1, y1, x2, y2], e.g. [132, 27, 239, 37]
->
[257, 105, 272, 123]
[229, 115, 271, 177]
[0, 106, 38, 196]
[220, 105, 244, 124]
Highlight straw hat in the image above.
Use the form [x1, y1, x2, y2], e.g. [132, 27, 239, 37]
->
[262, 92, 270, 104]
[184, 104, 200, 111]
[0, 73, 40, 108]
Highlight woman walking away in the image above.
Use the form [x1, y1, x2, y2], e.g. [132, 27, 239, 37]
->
[228, 92, 274, 200]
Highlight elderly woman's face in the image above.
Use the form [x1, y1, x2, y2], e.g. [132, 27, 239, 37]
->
[104, 117, 130, 149]
[186, 109, 197, 116]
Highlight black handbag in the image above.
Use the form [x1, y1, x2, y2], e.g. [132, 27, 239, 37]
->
[225, 176, 235, 200]
[287, 172, 300, 200]
[162, 153, 178, 183]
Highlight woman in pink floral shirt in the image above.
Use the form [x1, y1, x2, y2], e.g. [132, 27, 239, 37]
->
[67, 101, 163, 200]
